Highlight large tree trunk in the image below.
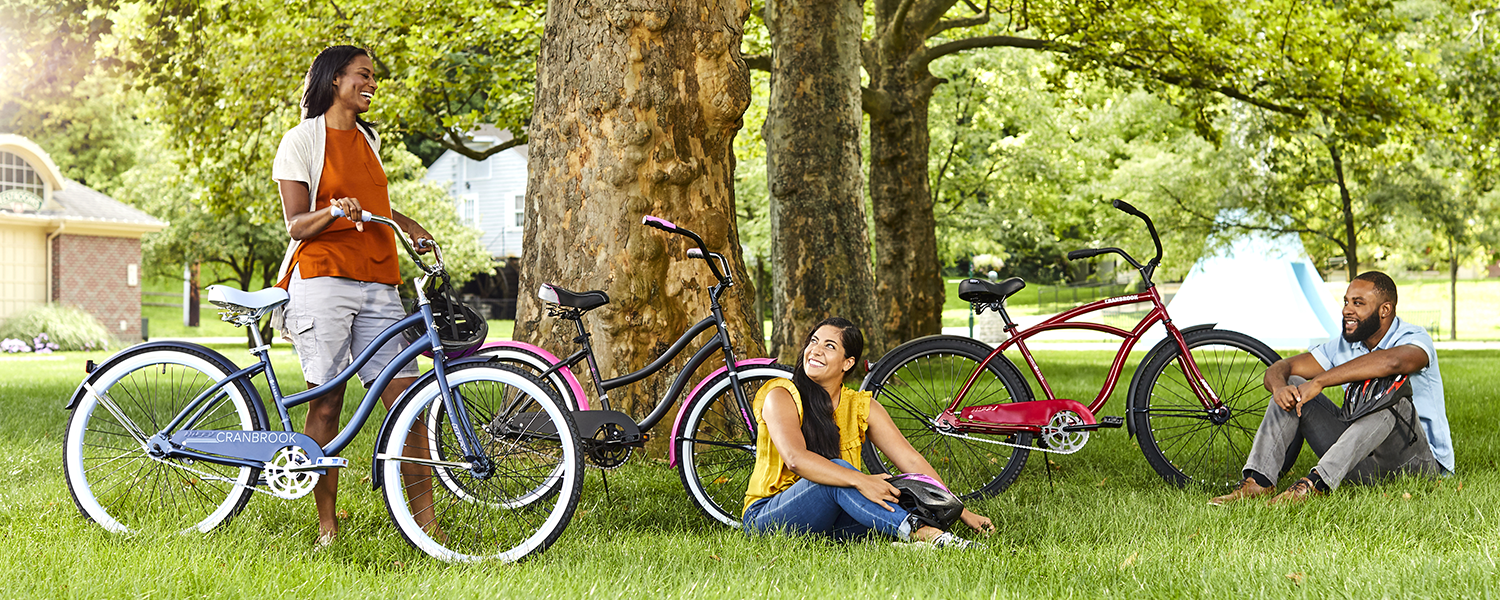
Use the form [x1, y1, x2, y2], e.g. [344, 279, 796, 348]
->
[763, 0, 883, 362]
[517, 0, 760, 421]
[866, 46, 945, 347]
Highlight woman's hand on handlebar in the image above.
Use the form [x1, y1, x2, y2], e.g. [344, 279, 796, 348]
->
[330, 197, 365, 232]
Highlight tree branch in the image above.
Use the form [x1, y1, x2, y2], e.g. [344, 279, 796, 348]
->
[914, 35, 1051, 70]
[744, 54, 770, 72]
[890, 0, 920, 46]
[425, 131, 529, 161]
[929, 12, 991, 38]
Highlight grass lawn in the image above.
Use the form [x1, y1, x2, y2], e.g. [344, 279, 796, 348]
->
[3, 345, 1497, 597]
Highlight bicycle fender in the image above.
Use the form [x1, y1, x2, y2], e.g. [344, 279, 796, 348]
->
[1125, 324, 1217, 438]
[369, 355, 494, 490]
[859, 335, 991, 391]
[64, 341, 269, 427]
[475, 341, 590, 409]
[666, 359, 784, 467]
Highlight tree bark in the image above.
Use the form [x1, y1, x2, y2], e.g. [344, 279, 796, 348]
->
[1450, 235, 1458, 341]
[866, 27, 946, 347]
[763, 0, 883, 362]
[517, 0, 761, 420]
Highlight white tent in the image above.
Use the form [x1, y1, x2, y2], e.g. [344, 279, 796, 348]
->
[1147, 231, 1341, 351]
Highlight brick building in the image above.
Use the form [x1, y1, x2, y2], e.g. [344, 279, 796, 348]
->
[0, 134, 165, 340]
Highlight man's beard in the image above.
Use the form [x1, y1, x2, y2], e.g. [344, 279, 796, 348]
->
[1343, 311, 1381, 343]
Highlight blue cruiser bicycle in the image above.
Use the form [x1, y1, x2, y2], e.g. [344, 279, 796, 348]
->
[62, 212, 583, 563]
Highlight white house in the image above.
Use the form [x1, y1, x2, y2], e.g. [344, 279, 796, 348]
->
[422, 126, 527, 258]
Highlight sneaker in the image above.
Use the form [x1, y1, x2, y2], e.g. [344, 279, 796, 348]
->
[894, 531, 981, 550]
[1209, 476, 1276, 506]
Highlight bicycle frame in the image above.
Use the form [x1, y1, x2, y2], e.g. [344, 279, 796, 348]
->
[947, 204, 1228, 430]
[482, 216, 764, 449]
[123, 215, 490, 472]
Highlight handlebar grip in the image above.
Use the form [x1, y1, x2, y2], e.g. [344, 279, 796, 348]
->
[641, 215, 678, 232]
[686, 248, 703, 259]
[1068, 248, 1106, 261]
[1112, 199, 1145, 219]
[417, 238, 436, 249]
[329, 207, 373, 222]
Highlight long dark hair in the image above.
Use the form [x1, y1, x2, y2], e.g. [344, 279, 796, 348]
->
[794, 317, 865, 460]
[301, 45, 375, 136]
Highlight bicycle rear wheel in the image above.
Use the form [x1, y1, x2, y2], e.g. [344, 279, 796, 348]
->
[676, 365, 792, 527]
[381, 363, 582, 563]
[1130, 329, 1280, 488]
[860, 336, 1033, 500]
[63, 346, 262, 534]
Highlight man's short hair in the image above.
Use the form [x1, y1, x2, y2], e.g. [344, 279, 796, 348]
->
[1354, 271, 1398, 306]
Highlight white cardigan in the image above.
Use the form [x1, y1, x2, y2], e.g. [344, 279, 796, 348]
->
[269, 114, 385, 331]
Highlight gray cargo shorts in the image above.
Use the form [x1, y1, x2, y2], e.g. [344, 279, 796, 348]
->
[285, 267, 420, 387]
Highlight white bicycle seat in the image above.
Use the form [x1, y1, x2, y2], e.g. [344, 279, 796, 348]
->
[207, 285, 290, 313]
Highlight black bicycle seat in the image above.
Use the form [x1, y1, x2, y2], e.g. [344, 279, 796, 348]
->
[538, 284, 610, 311]
[958, 277, 1026, 304]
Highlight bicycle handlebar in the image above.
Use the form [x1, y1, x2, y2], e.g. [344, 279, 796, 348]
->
[1063, 200, 1164, 284]
[1112, 199, 1163, 269]
[641, 215, 729, 285]
[331, 207, 443, 276]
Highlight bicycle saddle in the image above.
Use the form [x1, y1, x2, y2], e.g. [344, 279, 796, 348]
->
[206, 285, 290, 313]
[537, 284, 610, 311]
[958, 277, 1026, 304]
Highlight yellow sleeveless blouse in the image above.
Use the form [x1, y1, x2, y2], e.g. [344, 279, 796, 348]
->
[742, 379, 872, 513]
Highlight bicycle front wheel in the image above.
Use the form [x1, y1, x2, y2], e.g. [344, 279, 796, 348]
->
[63, 346, 262, 534]
[860, 336, 1033, 500]
[1130, 329, 1280, 488]
[677, 364, 792, 527]
[380, 363, 583, 563]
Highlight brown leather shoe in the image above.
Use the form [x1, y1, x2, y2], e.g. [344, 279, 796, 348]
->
[1268, 477, 1325, 505]
[1209, 477, 1275, 505]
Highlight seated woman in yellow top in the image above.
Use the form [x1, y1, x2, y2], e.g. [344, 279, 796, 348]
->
[743, 317, 993, 547]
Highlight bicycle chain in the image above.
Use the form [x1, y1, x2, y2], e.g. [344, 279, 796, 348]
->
[928, 424, 1086, 455]
[145, 453, 288, 499]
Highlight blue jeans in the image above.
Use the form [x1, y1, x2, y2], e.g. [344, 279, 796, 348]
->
[742, 459, 913, 541]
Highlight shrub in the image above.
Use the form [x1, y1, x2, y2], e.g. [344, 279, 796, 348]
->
[0, 304, 114, 352]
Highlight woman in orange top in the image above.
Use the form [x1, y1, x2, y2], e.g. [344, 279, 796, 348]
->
[272, 45, 437, 546]
[743, 317, 995, 547]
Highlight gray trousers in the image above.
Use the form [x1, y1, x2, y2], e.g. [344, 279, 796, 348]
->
[1243, 377, 1439, 489]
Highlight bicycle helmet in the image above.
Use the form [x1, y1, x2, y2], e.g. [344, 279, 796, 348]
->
[888, 473, 964, 531]
[1339, 374, 1412, 423]
[404, 273, 488, 359]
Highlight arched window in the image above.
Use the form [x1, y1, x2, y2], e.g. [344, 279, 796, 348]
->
[0, 151, 45, 196]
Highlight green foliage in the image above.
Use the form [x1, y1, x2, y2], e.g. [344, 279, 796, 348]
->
[0, 304, 113, 351]
[926, 50, 1218, 283]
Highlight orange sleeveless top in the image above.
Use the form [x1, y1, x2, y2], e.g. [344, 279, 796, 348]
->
[285, 127, 401, 286]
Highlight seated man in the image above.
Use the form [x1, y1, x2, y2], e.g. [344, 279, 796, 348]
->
[1212, 271, 1455, 505]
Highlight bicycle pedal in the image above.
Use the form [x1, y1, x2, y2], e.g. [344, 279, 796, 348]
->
[1099, 416, 1125, 428]
[313, 457, 349, 469]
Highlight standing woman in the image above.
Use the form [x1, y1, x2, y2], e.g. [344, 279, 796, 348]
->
[743, 317, 994, 547]
[271, 45, 437, 545]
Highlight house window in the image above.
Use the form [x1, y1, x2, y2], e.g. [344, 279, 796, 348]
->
[465, 157, 491, 181]
[459, 193, 478, 226]
[0, 152, 45, 196]
[514, 195, 525, 227]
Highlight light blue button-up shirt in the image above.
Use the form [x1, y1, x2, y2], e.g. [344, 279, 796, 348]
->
[1308, 316, 1454, 473]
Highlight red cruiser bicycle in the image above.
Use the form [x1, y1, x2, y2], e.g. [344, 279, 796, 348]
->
[860, 200, 1281, 498]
